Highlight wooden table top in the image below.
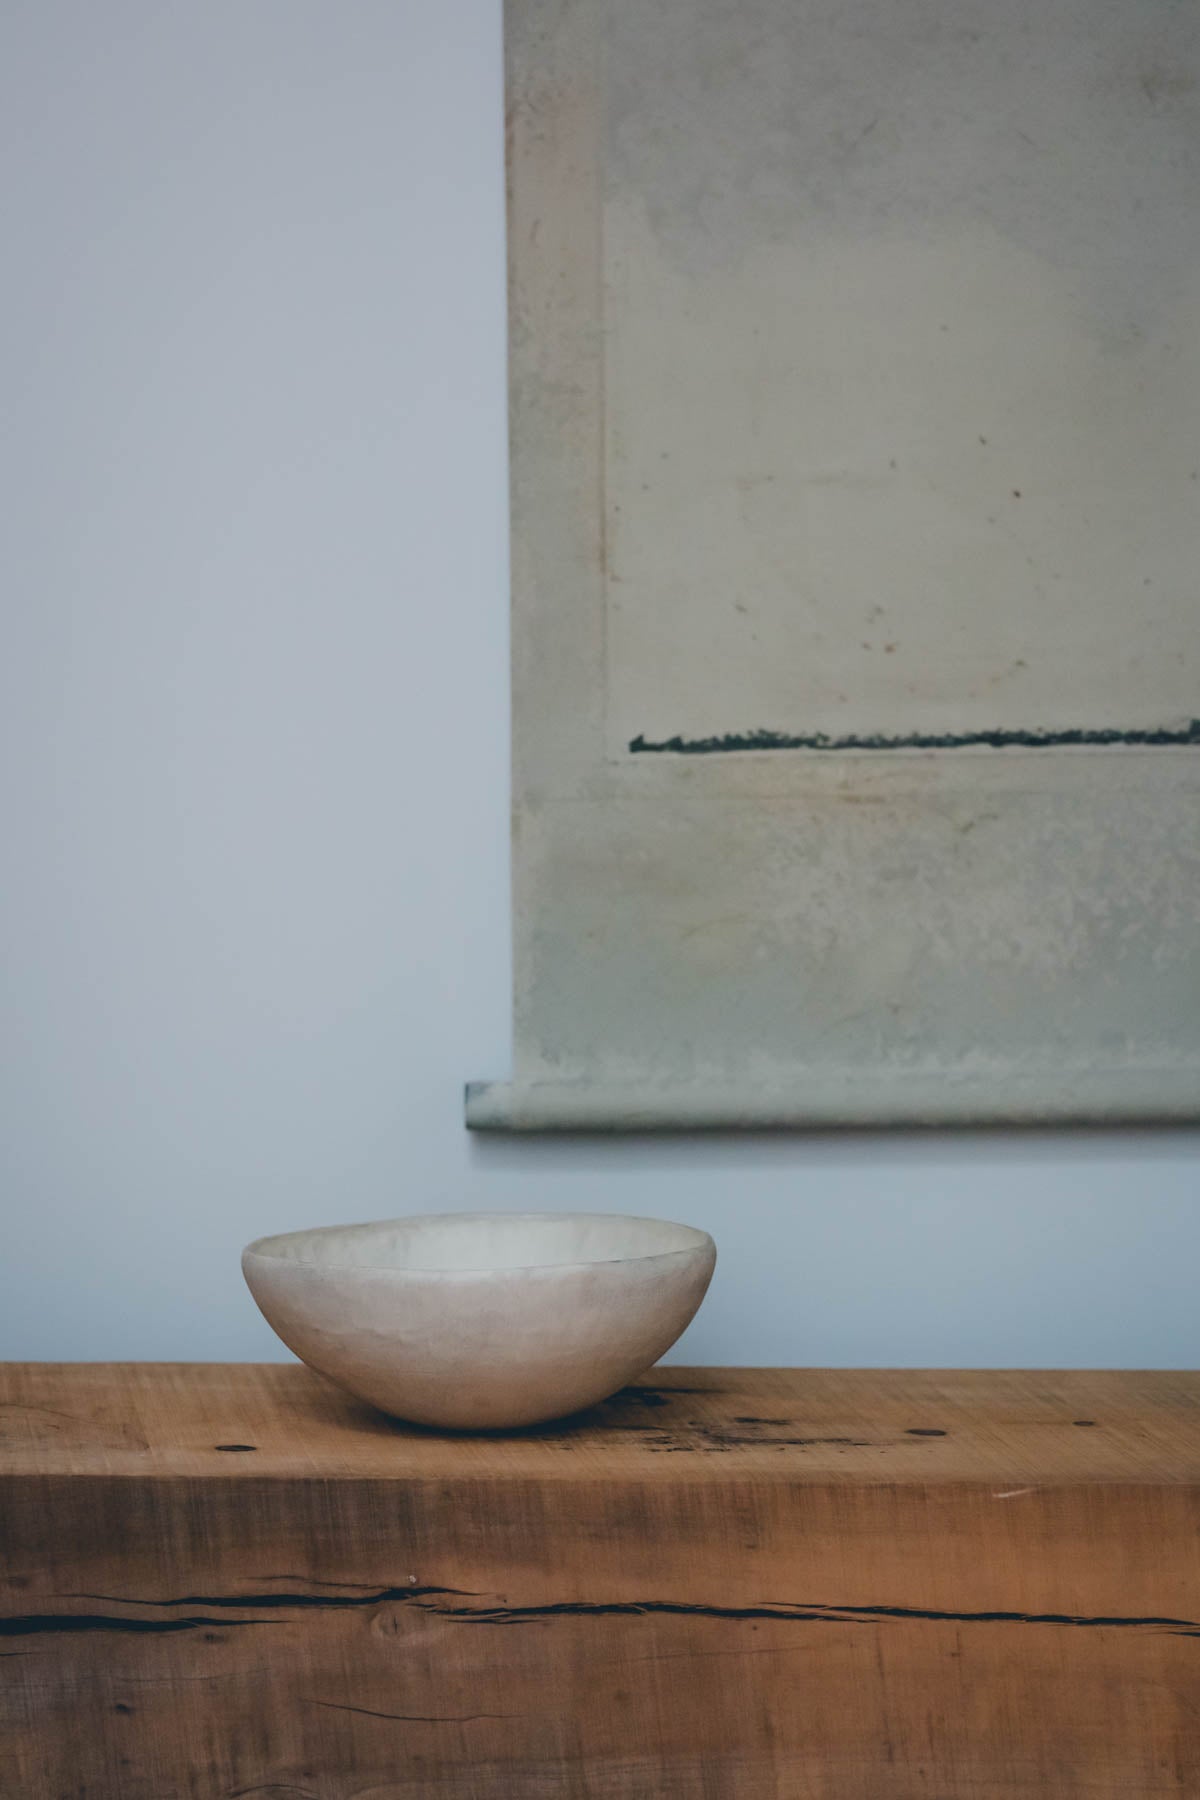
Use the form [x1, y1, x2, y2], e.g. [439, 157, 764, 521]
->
[3, 1362, 1199, 1485]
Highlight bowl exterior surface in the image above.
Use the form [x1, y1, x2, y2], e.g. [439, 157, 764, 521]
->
[242, 1240, 715, 1428]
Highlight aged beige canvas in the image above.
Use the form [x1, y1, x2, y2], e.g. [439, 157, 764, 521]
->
[468, 0, 1200, 1128]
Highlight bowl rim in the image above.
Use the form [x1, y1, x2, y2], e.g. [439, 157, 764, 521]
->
[242, 1210, 716, 1277]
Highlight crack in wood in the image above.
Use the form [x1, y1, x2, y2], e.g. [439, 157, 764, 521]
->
[228, 1786, 318, 1799]
[312, 1699, 526, 1725]
[6, 1588, 1198, 1638]
[72, 1584, 472, 1610]
[0, 1586, 471, 1637]
[0, 1613, 272, 1637]
[436, 1601, 1135, 1637]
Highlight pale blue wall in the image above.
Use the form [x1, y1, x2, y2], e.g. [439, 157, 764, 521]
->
[1, 0, 1196, 1368]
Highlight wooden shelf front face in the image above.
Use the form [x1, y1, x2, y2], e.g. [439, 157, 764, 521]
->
[3, 1364, 1200, 1797]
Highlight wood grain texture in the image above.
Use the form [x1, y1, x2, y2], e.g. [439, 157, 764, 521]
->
[3, 1364, 1200, 1797]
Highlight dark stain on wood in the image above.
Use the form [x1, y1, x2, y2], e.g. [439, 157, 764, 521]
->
[612, 1385, 710, 1403]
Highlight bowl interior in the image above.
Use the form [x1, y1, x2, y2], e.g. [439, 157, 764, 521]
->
[245, 1211, 712, 1275]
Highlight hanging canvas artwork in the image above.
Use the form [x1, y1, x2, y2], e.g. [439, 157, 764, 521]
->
[468, 0, 1200, 1128]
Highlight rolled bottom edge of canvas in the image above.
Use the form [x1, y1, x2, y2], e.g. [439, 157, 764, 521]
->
[464, 1069, 1200, 1131]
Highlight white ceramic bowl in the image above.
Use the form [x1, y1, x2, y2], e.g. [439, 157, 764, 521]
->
[242, 1211, 716, 1430]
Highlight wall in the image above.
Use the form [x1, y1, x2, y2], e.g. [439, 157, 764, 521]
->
[1, 0, 1197, 1368]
